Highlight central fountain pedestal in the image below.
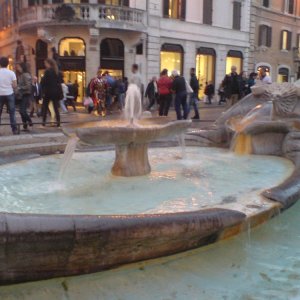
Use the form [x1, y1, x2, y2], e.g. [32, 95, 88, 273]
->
[112, 143, 150, 177]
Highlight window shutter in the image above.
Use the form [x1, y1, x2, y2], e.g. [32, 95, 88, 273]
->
[258, 26, 263, 46]
[287, 31, 292, 50]
[123, 0, 129, 6]
[280, 30, 284, 49]
[163, 0, 169, 18]
[233, 1, 241, 30]
[180, 0, 186, 20]
[203, 0, 213, 25]
[267, 26, 272, 47]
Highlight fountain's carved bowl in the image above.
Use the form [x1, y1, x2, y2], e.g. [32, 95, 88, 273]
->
[62, 117, 192, 146]
[62, 117, 192, 177]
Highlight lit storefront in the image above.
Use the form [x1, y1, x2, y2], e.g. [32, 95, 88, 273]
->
[160, 44, 183, 76]
[277, 67, 289, 83]
[59, 37, 86, 102]
[196, 47, 216, 98]
[226, 50, 243, 74]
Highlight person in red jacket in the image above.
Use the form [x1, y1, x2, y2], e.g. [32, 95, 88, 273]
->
[157, 69, 173, 116]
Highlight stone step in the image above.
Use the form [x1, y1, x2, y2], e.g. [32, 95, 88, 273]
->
[0, 142, 67, 157]
[0, 133, 67, 147]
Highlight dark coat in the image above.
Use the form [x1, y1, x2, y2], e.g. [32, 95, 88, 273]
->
[222, 73, 242, 97]
[172, 76, 186, 94]
[190, 74, 199, 96]
[41, 69, 63, 100]
[145, 81, 158, 99]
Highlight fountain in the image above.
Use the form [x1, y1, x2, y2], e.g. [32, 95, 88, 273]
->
[0, 80, 300, 293]
[62, 84, 191, 177]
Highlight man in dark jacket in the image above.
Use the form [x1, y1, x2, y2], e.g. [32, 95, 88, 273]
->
[145, 76, 158, 110]
[171, 70, 188, 120]
[222, 66, 242, 107]
[189, 68, 200, 119]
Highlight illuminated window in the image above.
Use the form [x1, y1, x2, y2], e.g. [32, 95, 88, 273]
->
[280, 30, 291, 50]
[98, 0, 129, 6]
[196, 48, 216, 98]
[59, 38, 85, 56]
[163, 0, 186, 20]
[226, 50, 243, 74]
[285, 0, 294, 14]
[277, 67, 289, 83]
[160, 44, 183, 76]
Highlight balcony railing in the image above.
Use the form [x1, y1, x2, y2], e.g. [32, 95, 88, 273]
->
[18, 4, 146, 30]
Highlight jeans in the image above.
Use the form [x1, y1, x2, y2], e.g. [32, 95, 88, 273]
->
[188, 93, 199, 117]
[19, 94, 32, 126]
[0, 94, 17, 132]
[60, 99, 68, 113]
[159, 94, 172, 116]
[175, 91, 188, 120]
[118, 93, 125, 109]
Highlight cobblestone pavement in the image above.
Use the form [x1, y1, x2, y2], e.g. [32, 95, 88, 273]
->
[0, 101, 227, 137]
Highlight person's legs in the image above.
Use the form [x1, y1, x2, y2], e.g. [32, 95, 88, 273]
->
[181, 93, 189, 120]
[60, 99, 68, 113]
[52, 100, 61, 127]
[6, 94, 18, 133]
[232, 94, 239, 106]
[42, 96, 51, 125]
[191, 94, 200, 119]
[147, 96, 155, 110]
[175, 93, 182, 120]
[0, 96, 4, 125]
[163, 94, 172, 116]
[158, 95, 165, 116]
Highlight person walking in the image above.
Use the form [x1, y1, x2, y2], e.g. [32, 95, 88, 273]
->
[15, 62, 33, 130]
[157, 69, 173, 117]
[259, 67, 272, 84]
[0, 57, 18, 134]
[189, 68, 200, 119]
[222, 66, 242, 107]
[218, 83, 226, 105]
[204, 81, 215, 105]
[60, 80, 69, 113]
[145, 77, 158, 111]
[171, 70, 188, 120]
[40, 58, 61, 127]
[245, 72, 257, 95]
[30, 76, 42, 117]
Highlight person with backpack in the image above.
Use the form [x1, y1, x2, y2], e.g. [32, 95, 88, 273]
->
[15, 62, 33, 130]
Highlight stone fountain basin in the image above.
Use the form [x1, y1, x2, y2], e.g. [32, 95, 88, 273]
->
[62, 118, 191, 146]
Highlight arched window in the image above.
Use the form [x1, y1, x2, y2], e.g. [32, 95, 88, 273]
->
[160, 44, 184, 76]
[226, 50, 243, 74]
[278, 67, 289, 82]
[100, 38, 124, 78]
[59, 38, 85, 57]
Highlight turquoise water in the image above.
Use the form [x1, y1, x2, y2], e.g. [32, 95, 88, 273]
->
[0, 147, 293, 215]
[0, 201, 300, 299]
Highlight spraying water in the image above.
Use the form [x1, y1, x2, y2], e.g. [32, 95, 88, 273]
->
[124, 84, 142, 126]
[59, 136, 79, 180]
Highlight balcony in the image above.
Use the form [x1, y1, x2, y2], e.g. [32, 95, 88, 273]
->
[18, 4, 146, 32]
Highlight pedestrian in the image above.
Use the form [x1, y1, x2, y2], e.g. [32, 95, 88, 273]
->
[240, 71, 248, 98]
[259, 67, 272, 84]
[157, 69, 173, 117]
[60, 80, 69, 113]
[15, 40, 26, 63]
[217, 83, 226, 105]
[90, 74, 107, 117]
[104, 71, 116, 111]
[204, 81, 215, 105]
[222, 66, 242, 107]
[0, 56, 18, 134]
[145, 77, 158, 111]
[245, 72, 257, 95]
[189, 68, 200, 119]
[15, 62, 33, 130]
[30, 76, 42, 117]
[171, 70, 188, 120]
[66, 81, 77, 112]
[40, 58, 62, 127]
[116, 78, 126, 110]
[73, 80, 79, 102]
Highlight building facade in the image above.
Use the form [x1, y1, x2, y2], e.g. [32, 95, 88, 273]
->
[0, 0, 251, 100]
[249, 0, 300, 83]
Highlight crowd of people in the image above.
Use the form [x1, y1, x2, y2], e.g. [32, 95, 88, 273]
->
[0, 42, 273, 135]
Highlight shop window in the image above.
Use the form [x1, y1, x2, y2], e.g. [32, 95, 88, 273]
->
[160, 44, 183, 76]
[226, 50, 243, 74]
[280, 30, 292, 50]
[59, 37, 85, 56]
[232, 1, 241, 30]
[203, 0, 213, 25]
[196, 47, 216, 98]
[163, 0, 186, 20]
[262, 0, 269, 7]
[258, 25, 272, 47]
[277, 67, 289, 82]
